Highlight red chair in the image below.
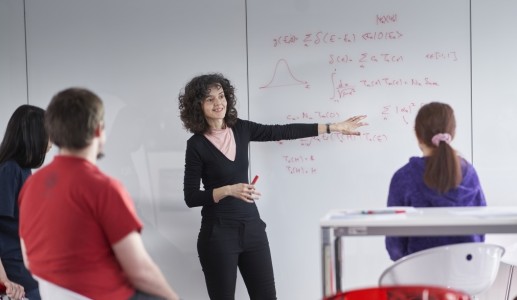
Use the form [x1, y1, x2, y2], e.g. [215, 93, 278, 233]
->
[324, 285, 471, 300]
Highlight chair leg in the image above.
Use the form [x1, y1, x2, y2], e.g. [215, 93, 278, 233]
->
[505, 265, 515, 300]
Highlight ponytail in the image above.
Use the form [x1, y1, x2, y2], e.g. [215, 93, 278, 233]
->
[415, 102, 462, 194]
[424, 138, 461, 193]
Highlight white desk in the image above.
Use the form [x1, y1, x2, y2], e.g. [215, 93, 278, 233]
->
[320, 206, 517, 297]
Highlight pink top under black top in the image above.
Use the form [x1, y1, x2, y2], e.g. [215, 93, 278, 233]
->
[184, 118, 318, 220]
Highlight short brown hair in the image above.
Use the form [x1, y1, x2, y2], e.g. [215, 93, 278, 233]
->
[415, 102, 461, 193]
[45, 88, 104, 150]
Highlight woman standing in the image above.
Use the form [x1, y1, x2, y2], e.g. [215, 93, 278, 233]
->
[385, 102, 486, 261]
[0, 105, 50, 300]
[178, 73, 367, 299]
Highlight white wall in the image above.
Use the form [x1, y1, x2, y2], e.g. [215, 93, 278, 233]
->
[0, 0, 27, 128]
[2, 0, 517, 299]
[472, 0, 517, 207]
[472, 0, 517, 298]
[22, 0, 248, 299]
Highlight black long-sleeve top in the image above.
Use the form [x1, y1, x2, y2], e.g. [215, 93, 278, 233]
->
[183, 119, 318, 220]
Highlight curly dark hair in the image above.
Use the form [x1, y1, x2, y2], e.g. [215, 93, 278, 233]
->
[178, 73, 238, 134]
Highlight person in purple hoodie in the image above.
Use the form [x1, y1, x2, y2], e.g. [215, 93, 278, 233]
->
[385, 102, 486, 261]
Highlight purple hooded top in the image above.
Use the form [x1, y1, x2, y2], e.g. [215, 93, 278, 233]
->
[385, 156, 486, 261]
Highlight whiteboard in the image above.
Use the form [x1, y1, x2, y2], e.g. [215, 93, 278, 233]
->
[247, 0, 471, 298]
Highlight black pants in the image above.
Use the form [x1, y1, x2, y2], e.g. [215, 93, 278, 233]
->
[197, 218, 277, 300]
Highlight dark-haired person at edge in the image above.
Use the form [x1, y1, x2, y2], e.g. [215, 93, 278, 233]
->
[0, 105, 51, 300]
[178, 73, 368, 300]
[18, 88, 180, 300]
[386, 102, 486, 261]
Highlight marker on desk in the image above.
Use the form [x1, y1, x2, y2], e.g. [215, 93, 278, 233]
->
[251, 175, 259, 185]
[361, 209, 406, 215]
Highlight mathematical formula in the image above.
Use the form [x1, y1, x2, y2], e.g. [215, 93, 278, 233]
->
[252, 9, 468, 177]
[273, 30, 404, 48]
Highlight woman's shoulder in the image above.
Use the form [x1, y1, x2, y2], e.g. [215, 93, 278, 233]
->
[232, 118, 248, 127]
[0, 159, 24, 173]
[229, 118, 254, 132]
[0, 160, 30, 184]
[395, 156, 424, 174]
[232, 118, 265, 129]
[389, 157, 424, 186]
[187, 133, 206, 145]
[458, 156, 479, 179]
[408, 156, 426, 165]
[458, 156, 474, 169]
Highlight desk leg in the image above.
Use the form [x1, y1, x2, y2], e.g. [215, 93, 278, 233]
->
[335, 236, 342, 292]
[321, 227, 334, 297]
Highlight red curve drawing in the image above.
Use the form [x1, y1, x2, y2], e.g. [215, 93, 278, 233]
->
[260, 59, 309, 89]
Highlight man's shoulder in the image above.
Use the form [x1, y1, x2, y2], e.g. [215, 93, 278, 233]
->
[33, 159, 117, 189]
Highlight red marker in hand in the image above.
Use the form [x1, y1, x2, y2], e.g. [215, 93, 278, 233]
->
[251, 175, 259, 185]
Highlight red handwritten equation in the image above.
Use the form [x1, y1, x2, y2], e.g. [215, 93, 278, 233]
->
[381, 102, 424, 125]
[273, 30, 403, 48]
[329, 52, 403, 69]
[275, 132, 388, 147]
[283, 154, 317, 175]
[272, 14, 400, 47]
[360, 77, 439, 87]
[329, 51, 458, 69]
[286, 111, 340, 121]
[330, 74, 439, 102]
[425, 51, 458, 61]
[376, 13, 398, 25]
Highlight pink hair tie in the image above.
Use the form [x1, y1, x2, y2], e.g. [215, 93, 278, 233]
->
[431, 133, 452, 147]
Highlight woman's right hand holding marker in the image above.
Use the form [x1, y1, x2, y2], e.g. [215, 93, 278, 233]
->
[214, 183, 262, 204]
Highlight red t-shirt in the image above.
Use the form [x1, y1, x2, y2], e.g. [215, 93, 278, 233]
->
[19, 156, 143, 300]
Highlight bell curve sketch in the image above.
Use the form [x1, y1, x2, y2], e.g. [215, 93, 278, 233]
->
[259, 58, 310, 89]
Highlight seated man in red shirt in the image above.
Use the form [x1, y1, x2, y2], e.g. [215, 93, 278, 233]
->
[18, 88, 180, 300]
